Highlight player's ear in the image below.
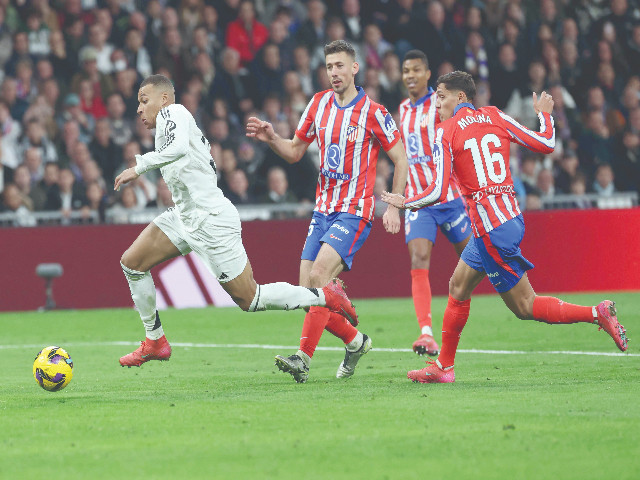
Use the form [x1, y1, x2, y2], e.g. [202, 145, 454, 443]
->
[352, 60, 359, 76]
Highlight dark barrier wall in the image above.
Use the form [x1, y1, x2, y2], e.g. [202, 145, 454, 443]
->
[2, 208, 639, 311]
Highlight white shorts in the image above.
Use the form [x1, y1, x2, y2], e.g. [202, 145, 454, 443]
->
[153, 205, 248, 283]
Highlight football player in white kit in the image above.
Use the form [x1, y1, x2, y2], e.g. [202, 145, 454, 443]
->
[114, 75, 357, 367]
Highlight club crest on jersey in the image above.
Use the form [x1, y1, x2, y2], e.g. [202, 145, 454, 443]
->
[420, 113, 430, 128]
[346, 124, 363, 142]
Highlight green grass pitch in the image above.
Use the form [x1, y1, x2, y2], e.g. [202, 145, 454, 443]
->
[1, 292, 638, 480]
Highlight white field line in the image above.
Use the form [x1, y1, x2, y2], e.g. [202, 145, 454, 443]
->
[0, 342, 636, 357]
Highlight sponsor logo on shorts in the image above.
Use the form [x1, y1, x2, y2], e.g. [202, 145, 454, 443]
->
[330, 224, 350, 235]
[329, 234, 342, 241]
[487, 272, 500, 278]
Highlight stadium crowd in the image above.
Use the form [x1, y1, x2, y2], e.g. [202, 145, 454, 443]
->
[0, 0, 639, 226]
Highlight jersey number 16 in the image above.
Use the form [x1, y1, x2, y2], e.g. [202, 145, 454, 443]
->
[463, 134, 506, 188]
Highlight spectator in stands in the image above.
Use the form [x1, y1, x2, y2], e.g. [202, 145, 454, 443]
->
[209, 47, 253, 114]
[14, 164, 46, 211]
[71, 47, 114, 103]
[296, 0, 326, 51]
[592, 163, 616, 196]
[555, 150, 582, 194]
[0, 99, 21, 172]
[251, 43, 285, 100]
[260, 166, 297, 204]
[226, 168, 256, 205]
[107, 184, 139, 224]
[268, 19, 295, 71]
[489, 43, 520, 110]
[39, 162, 60, 198]
[123, 27, 152, 79]
[116, 140, 157, 207]
[84, 180, 107, 222]
[536, 168, 556, 199]
[627, 23, 640, 77]
[0, 8, 12, 72]
[23, 147, 45, 184]
[44, 167, 87, 215]
[5, 32, 35, 78]
[19, 119, 58, 164]
[68, 142, 93, 182]
[80, 159, 106, 191]
[1, 183, 37, 226]
[524, 190, 543, 211]
[77, 77, 108, 119]
[105, 92, 133, 147]
[15, 60, 37, 103]
[25, 9, 50, 57]
[48, 30, 75, 85]
[464, 31, 489, 83]
[225, 0, 270, 67]
[578, 110, 614, 170]
[89, 118, 121, 185]
[550, 83, 581, 154]
[614, 128, 640, 193]
[341, 0, 362, 43]
[292, 45, 314, 97]
[1, 77, 29, 122]
[363, 23, 392, 70]
[114, 69, 138, 118]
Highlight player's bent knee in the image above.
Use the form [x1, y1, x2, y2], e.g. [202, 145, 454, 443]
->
[308, 269, 330, 288]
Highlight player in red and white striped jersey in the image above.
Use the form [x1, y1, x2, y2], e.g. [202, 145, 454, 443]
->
[383, 71, 628, 383]
[398, 50, 471, 357]
[247, 40, 409, 382]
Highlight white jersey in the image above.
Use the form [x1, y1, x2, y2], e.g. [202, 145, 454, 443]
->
[134, 103, 229, 230]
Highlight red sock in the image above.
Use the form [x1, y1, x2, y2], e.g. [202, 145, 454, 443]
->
[325, 312, 358, 344]
[299, 306, 330, 357]
[532, 296, 595, 324]
[438, 296, 471, 368]
[411, 268, 432, 329]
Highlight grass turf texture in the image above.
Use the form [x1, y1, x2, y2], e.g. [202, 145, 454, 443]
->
[1, 292, 638, 480]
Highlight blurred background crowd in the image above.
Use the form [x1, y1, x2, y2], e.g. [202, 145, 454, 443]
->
[0, 0, 639, 226]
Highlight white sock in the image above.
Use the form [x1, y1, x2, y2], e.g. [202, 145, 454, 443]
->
[249, 282, 326, 312]
[346, 331, 363, 352]
[421, 326, 434, 336]
[296, 350, 311, 366]
[121, 262, 164, 340]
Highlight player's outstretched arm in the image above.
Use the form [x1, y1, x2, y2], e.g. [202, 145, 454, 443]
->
[381, 141, 409, 233]
[246, 116, 309, 164]
[497, 92, 555, 154]
[114, 167, 139, 191]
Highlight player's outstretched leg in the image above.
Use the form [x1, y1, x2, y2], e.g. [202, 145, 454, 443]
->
[322, 278, 358, 326]
[407, 359, 455, 383]
[336, 333, 372, 378]
[596, 300, 628, 351]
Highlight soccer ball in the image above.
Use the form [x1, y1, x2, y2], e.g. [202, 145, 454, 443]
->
[33, 346, 74, 392]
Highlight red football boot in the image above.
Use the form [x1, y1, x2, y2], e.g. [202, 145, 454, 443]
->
[412, 334, 440, 356]
[407, 359, 455, 383]
[323, 278, 358, 326]
[119, 335, 172, 367]
[595, 300, 628, 352]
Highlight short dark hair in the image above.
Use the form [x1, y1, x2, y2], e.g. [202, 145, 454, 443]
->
[324, 39, 356, 60]
[436, 71, 476, 101]
[403, 49, 429, 69]
[140, 74, 174, 93]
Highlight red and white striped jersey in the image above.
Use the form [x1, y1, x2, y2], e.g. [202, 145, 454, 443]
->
[399, 90, 459, 204]
[295, 87, 401, 221]
[404, 103, 555, 237]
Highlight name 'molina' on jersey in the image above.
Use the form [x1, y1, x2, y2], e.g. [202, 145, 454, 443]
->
[295, 86, 401, 221]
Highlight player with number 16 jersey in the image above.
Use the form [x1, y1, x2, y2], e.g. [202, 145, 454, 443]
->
[403, 90, 554, 237]
[382, 71, 627, 385]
